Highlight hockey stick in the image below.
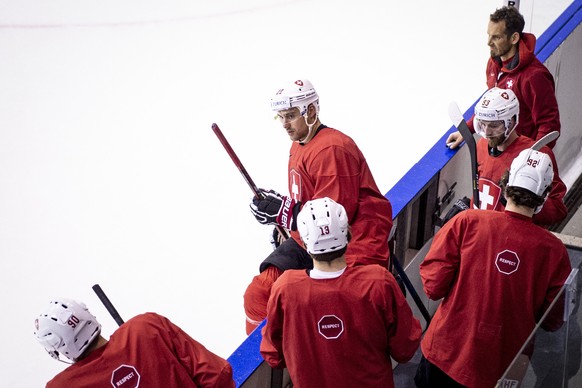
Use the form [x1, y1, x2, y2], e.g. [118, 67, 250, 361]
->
[391, 253, 432, 329]
[531, 131, 559, 151]
[449, 101, 480, 209]
[211, 123, 290, 240]
[92, 284, 125, 326]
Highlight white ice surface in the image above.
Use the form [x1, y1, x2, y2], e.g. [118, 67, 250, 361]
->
[0, 0, 573, 385]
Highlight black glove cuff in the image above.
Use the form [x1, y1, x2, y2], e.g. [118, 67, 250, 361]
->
[290, 202, 302, 231]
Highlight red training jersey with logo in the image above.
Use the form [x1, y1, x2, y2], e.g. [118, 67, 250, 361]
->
[420, 209, 571, 388]
[288, 126, 392, 267]
[475, 135, 567, 226]
[260, 265, 422, 388]
[46, 313, 235, 388]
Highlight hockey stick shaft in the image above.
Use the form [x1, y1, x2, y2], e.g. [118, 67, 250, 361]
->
[212, 123, 262, 198]
[92, 284, 125, 326]
[392, 254, 432, 329]
[211, 123, 290, 240]
[449, 102, 480, 209]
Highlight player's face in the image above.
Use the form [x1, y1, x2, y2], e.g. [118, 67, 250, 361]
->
[478, 119, 506, 147]
[276, 108, 308, 141]
[487, 21, 516, 60]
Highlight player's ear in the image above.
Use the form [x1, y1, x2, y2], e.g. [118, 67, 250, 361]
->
[510, 31, 520, 45]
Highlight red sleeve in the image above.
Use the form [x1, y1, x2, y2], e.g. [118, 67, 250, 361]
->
[162, 315, 235, 388]
[532, 146, 567, 226]
[539, 245, 572, 331]
[420, 214, 464, 300]
[260, 284, 286, 369]
[384, 272, 422, 363]
[521, 67, 560, 146]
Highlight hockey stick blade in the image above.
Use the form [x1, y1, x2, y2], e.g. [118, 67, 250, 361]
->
[531, 130, 559, 151]
[448, 102, 480, 209]
[92, 284, 125, 326]
[211, 123, 290, 240]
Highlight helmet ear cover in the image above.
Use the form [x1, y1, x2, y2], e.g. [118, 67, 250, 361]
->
[473, 87, 519, 138]
[297, 197, 349, 255]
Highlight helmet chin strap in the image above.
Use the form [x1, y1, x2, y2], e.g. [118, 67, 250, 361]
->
[298, 113, 318, 145]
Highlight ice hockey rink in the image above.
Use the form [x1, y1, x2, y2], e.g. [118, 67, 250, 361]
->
[0, 0, 575, 386]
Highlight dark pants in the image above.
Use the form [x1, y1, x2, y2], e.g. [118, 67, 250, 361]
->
[414, 354, 467, 388]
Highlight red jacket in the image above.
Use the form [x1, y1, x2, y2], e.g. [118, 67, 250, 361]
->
[469, 33, 560, 148]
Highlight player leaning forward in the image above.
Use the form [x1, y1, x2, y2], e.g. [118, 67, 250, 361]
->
[245, 79, 393, 334]
[261, 197, 421, 387]
[34, 299, 235, 387]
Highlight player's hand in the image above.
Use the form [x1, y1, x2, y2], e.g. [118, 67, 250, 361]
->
[250, 189, 297, 230]
[446, 131, 464, 149]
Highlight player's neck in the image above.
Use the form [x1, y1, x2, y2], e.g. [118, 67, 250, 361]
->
[313, 257, 347, 272]
[505, 200, 535, 217]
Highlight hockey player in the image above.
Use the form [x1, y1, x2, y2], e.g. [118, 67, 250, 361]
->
[245, 78, 393, 334]
[471, 87, 566, 227]
[260, 197, 421, 387]
[415, 149, 572, 388]
[35, 298, 235, 387]
[447, 6, 560, 149]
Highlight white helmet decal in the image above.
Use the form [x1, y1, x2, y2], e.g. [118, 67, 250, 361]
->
[297, 197, 349, 254]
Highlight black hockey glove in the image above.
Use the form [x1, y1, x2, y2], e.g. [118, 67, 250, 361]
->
[249, 189, 299, 230]
[442, 196, 471, 225]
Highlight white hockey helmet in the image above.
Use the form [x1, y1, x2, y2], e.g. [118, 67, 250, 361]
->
[270, 79, 320, 116]
[508, 149, 554, 197]
[297, 197, 349, 254]
[473, 87, 519, 138]
[34, 298, 102, 362]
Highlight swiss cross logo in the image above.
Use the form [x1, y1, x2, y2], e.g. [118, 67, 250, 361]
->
[478, 178, 502, 210]
[111, 364, 140, 388]
[294, 80, 304, 87]
[495, 250, 520, 275]
[289, 169, 302, 202]
[318, 315, 344, 339]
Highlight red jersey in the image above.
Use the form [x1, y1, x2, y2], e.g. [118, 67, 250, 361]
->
[287, 126, 392, 267]
[260, 265, 422, 388]
[420, 209, 571, 388]
[475, 135, 567, 226]
[46, 313, 235, 388]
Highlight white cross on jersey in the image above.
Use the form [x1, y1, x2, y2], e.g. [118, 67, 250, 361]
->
[290, 170, 301, 202]
[479, 184, 496, 209]
[478, 178, 502, 210]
